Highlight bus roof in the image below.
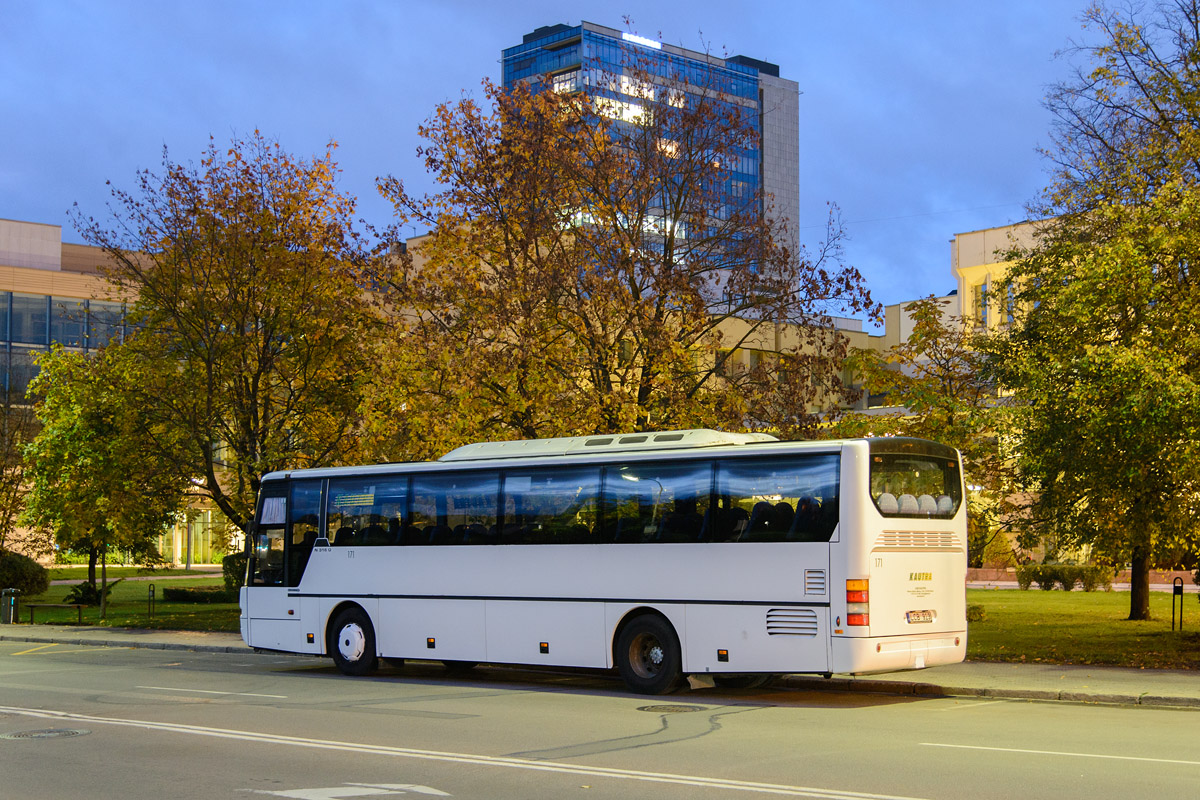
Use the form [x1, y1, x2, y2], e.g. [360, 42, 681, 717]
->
[258, 433, 955, 483]
[438, 428, 778, 462]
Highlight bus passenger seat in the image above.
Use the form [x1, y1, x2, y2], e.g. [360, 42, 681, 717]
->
[333, 526, 357, 546]
[917, 494, 938, 515]
[898, 494, 919, 515]
[937, 495, 955, 515]
[877, 493, 899, 514]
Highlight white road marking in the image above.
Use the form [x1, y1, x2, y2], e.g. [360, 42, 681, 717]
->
[137, 685, 287, 699]
[934, 700, 1006, 711]
[248, 784, 450, 798]
[0, 704, 928, 800]
[922, 742, 1200, 766]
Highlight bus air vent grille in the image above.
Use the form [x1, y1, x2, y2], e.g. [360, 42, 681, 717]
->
[804, 569, 826, 595]
[876, 531, 962, 549]
[766, 608, 819, 636]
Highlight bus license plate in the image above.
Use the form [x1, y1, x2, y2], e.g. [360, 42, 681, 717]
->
[906, 610, 934, 624]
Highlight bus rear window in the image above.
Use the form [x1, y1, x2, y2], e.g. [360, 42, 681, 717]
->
[870, 453, 962, 519]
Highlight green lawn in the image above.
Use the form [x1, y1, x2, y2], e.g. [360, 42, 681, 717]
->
[17, 575, 239, 632]
[47, 565, 220, 581]
[966, 587, 1200, 670]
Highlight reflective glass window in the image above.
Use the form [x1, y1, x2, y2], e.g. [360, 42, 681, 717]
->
[327, 476, 409, 546]
[501, 467, 601, 545]
[11, 294, 47, 345]
[411, 472, 500, 545]
[716, 456, 840, 543]
[88, 301, 124, 349]
[286, 480, 322, 586]
[9, 347, 40, 399]
[602, 461, 712, 543]
[51, 297, 86, 347]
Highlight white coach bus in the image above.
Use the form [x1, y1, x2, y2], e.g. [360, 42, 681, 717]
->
[240, 430, 967, 694]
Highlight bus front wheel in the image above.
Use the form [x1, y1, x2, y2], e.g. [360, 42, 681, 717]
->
[328, 607, 378, 676]
[616, 615, 682, 695]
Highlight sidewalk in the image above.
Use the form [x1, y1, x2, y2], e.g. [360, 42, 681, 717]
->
[2, 624, 1197, 707]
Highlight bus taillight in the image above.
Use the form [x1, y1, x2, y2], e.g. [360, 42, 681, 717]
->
[846, 579, 869, 626]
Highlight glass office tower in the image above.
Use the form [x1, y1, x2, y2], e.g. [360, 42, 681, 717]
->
[501, 21, 800, 241]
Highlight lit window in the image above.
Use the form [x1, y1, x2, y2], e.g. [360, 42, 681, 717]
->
[552, 70, 580, 94]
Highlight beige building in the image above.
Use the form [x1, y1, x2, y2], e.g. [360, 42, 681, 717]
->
[0, 218, 228, 566]
[951, 220, 1040, 331]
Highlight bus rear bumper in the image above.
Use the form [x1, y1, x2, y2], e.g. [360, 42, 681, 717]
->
[831, 631, 966, 674]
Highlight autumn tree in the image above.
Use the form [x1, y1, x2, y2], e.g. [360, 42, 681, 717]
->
[983, 1, 1200, 619]
[73, 132, 382, 531]
[830, 297, 1016, 566]
[0, 392, 40, 557]
[367, 65, 873, 459]
[23, 346, 190, 614]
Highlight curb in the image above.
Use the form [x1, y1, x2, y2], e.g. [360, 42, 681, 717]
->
[0, 632, 250, 655]
[778, 675, 1200, 708]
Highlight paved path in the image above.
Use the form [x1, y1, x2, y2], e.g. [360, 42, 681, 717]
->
[2, 624, 1196, 708]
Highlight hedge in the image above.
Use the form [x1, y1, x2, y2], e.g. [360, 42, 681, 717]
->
[1015, 564, 1113, 592]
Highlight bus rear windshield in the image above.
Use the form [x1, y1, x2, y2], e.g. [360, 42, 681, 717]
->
[870, 452, 962, 519]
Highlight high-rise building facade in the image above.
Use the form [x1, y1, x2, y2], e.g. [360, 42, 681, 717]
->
[501, 21, 800, 242]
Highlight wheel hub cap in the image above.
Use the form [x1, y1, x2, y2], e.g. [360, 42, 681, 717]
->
[338, 623, 366, 661]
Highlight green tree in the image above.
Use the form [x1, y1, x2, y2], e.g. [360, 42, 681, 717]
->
[985, 1, 1200, 619]
[368, 70, 872, 459]
[73, 132, 382, 531]
[830, 296, 1016, 566]
[22, 346, 189, 616]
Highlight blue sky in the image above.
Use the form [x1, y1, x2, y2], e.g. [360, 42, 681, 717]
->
[2, 0, 1088, 320]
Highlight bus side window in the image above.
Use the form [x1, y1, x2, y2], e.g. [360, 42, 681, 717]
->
[412, 472, 500, 546]
[717, 456, 840, 543]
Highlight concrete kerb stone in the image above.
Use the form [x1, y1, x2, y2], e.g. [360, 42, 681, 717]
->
[779, 674, 1200, 708]
[0, 632, 250, 655]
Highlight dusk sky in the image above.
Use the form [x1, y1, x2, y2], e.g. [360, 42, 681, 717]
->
[3, 1, 1089, 325]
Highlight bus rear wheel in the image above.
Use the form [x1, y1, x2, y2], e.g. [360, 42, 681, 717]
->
[616, 615, 682, 695]
[328, 607, 378, 676]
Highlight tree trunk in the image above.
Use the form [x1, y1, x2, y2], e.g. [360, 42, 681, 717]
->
[100, 544, 107, 622]
[87, 547, 98, 589]
[1128, 544, 1151, 621]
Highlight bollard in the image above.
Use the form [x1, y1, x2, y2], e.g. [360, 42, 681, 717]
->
[148, 583, 155, 619]
[1171, 577, 1184, 631]
[1, 588, 17, 624]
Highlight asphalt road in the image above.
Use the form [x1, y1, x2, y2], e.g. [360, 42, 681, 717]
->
[1, 642, 1196, 800]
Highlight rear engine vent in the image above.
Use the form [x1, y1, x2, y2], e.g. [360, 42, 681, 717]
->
[876, 531, 962, 550]
[804, 569, 827, 595]
[766, 608, 819, 637]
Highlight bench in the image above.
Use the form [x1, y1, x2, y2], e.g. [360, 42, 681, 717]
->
[25, 603, 85, 624]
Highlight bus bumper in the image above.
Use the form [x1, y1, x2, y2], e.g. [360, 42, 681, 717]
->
[831, 631, 966, 674]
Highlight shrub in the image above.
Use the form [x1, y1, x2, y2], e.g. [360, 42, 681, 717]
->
[162, 586, 238, 603]
[63, 578, 123, 606]
[1016, 565, 1035, 590]
[222, 552, 248, 591]
[1080, 565, 1113, 592]
[0, 551, 50, 596]
[966, 604, 986, 622]
[1037, 565, 1057, 590]
[1057, 566, 1078, 592]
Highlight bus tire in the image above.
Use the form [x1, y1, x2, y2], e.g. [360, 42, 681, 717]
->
[328, 607, 378, 676]
[713, 674, 773, 690]
[616, 614, 682, 695]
